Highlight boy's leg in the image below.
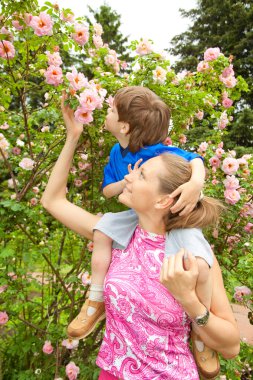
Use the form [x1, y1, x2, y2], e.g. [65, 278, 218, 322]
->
[67, 231, 112, 339]
[192, 259, 220, 379]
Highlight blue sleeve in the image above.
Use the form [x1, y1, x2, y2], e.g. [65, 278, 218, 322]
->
[102, 146, 117, 189]
[156, 145, 204, 162]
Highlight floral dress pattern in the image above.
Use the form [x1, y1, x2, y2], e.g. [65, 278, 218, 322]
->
[96, 225, 199, 380]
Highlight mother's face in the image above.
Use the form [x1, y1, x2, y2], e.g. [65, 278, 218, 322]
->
[119, 156, 166, 213]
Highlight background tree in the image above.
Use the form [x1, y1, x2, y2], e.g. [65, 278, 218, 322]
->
[169, 0, 253, 152]
[87, 4, 131, 63]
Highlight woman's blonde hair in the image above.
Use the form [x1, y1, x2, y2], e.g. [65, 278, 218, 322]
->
[159, 154, 225, 232]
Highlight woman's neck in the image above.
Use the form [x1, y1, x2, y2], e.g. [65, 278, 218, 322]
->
[138, 214, 166, 235]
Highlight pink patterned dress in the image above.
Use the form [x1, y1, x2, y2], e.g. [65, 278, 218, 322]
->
[96, 226, 199, 380]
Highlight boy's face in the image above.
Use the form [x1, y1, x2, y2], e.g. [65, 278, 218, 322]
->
[104, 104, 123, 136]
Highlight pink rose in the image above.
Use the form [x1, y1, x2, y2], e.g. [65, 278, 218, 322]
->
[62, 339, 79, 349]
[0, 40, 15, 59]
[219, 75, 237, 88]
[197, 61, 209, 72]
[222, 97, 233, 108]
[87, 241, 94, 252]
[217, 111, 229, 130]
[19, 157, 35, 170]
[244, 223, 253, 233]
[195, 110, 204, 120]
[66, 361, 80, 380]
[93, 35, 103, 49]
[12, 20, 23, 30]
[198, 141, 208, 152]
[0, 122, 9, 130]
[74, 179, 83, 187]
[221, 157, 239, 175]
[12, 147, 21, 155]
[234, 286, 251, 302]
[0, 311, 9, 325]
[72, 24, 89, 46]
[93, 23, 103, 36]
[30, 197, 38, 206]
[42, 340, 54, 354]
[30, 12, 53, 36]
[136, 39, 153, 56]
[74, 107, 93, 124]
[60, 11, 75, 23]
[77, 89, 100, 111]
[80, 271, 91, 286]
[44, 65, 63, 86]
[221, 65, 234, 78]
[66, 67, 88, 90]
[45, 51, 62, 66]
[223, 175, 240, 190]
[105, 95, 114, 108]
[224, 189, 240, 205]
[204, 47, 220, 61]
[163, 137, 172, 146]
[209, 156, 221, 168]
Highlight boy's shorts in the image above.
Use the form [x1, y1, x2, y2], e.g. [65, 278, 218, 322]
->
[94, 209, 213, 267]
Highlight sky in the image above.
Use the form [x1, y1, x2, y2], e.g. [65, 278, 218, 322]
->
[38, 0, 197, 62]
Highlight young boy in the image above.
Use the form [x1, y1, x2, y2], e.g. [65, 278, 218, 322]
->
[67, 86, 219, 379]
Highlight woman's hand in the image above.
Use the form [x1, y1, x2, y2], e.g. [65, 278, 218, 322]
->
[160, 249, 199, 304]
[61, 92, 84, 140]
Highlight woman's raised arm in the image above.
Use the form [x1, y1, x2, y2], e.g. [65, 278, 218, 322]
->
[41, 96, 100, 240]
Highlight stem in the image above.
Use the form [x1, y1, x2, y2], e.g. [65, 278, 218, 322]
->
[0, 147, 19, 195]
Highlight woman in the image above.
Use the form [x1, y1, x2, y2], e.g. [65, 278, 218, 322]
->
[41, 101, 240, 379]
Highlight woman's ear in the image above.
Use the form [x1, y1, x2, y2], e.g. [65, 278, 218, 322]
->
[120, 122, 130, 135]
[155, 195, 173, 210]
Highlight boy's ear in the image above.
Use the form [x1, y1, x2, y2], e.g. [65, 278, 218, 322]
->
[120, 122, 130, 134]
[155, 195, 173, 210]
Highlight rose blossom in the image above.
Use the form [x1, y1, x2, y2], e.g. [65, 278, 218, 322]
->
[77, 89, 100, 111]
[215, 148, 225, 158]
[195, 110, 204, 120]
[0, 27, 14, 41]
[223, 175, 240, 190]
[221, 157, 239, 175]
[72, 24, 89, 46]
[198, 141, 208, 152]
[93, 35, 103, 49]
[66, 67, 88, 90]
[234, 286, 252, 302]
[42, 340, 54, 354]
[219, 75, 237, 88]
[152, 66, 167, 84]
[104, 50, 117, 66]
[0, 285, 7, 293]
[87, 241, 94, 252]
[0, 122, 9, 130]
[30, 198, 38, 206]
[74, 107, 93, 124]
[224, 189, 240, 205]
[12, 19, 23, 30]
[62, 339, 79, 349]
[0, 311, 8, 325]
[0, 40, 15, 59]
[12, 147, 21, 155]
[74, 178, 83, 187]
[197, 61, 209, 72]
[136, 39, 153, 55]
[66, 361, 80, 380]
[93, 23, 103, 36]
[209, 156, 221, 168]
[217, 111, 229, 130]
[222, 97, 233, 108]
[30, 12, 53, 36]
[204, 47, 220, 61]
[44, 65, 63, 86]
[80, 271, 91, 286]
[60, 11, 75, 23]
[221, 65, 234, 78]
[244, 223, 253, 233]
[45, 51, 62, 66]
[19, 157, 34, 170]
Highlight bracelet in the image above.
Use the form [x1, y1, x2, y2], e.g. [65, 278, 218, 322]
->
[192, 306, 210, 326]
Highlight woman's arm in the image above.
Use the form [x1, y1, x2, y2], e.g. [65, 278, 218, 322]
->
[41, 97, 100, 240]
[160, 249, 240, 359]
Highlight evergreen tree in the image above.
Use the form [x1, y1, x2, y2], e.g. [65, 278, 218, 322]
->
[169, 0, 253, 150]
[87, 4, 131, 62]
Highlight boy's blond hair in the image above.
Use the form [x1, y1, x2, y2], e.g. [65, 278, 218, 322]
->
[114, 86, 170, 153]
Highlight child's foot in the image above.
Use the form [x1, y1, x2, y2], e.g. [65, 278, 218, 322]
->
[191, 330, 220, 379]
[67, 299, 105, 340]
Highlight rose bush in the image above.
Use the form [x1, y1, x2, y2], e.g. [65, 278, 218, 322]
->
[0, 2, 252, 379]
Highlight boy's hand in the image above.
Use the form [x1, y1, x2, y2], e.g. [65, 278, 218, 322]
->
[169, 179, 203, 216]
[61, 92, 83, 139]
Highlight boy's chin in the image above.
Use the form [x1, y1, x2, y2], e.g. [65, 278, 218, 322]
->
[118, 193, 130, 208]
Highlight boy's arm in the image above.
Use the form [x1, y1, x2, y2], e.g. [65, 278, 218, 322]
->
[170, 157, 205, 216]
[103, 179, 125, 198]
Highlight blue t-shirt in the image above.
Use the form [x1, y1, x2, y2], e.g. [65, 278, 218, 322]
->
[102, 143, 202, 189]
